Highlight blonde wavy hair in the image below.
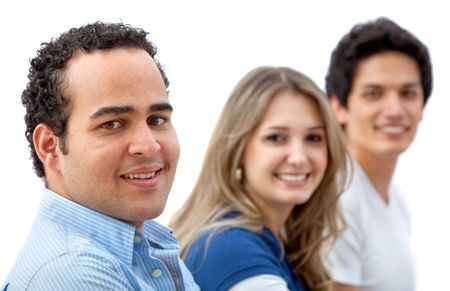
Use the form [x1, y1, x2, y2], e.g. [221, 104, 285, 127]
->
[170, 66, 350, 291]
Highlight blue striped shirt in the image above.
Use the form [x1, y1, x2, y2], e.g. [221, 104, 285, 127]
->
[2, 188, 199, 291]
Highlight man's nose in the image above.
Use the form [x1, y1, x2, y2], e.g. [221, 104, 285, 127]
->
[384, 93, 406, 117]
[128, 124, 161, 157]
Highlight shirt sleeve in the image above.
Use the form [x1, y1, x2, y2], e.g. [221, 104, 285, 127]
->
[184, 228, 284, 291]
[25, 252, 135, 291]
[326, 195, 365, 286]
[229, 274, 289, 291]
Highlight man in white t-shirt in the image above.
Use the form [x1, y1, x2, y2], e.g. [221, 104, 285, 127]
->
[324, 17, 433, 291]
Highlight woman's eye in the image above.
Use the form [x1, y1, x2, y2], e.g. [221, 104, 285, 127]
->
[307, 134, 323, 142]
[267, 134, 285, 143]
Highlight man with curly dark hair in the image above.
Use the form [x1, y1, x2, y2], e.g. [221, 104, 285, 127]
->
[2, 22, 199, 291]
[324, 17, 432, 291]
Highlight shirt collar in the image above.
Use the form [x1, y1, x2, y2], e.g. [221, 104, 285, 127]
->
[39, 188, 179, 266]
[143, 220, 179, 249]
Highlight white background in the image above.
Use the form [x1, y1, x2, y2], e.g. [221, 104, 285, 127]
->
[0, 1, 448, 290]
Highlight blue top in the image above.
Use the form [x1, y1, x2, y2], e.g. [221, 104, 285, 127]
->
[184, 224, 307, 291]
[2, 188, 199, 291]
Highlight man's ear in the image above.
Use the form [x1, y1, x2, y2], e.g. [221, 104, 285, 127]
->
[33, 124, 62, 173]
[330, 95, 348, 126]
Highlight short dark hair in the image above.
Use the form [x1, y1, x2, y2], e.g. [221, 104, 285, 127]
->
[325, 17, 433, 107]
[22, 21, 169, 178]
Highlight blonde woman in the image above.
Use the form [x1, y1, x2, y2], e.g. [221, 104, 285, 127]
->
[170, 66, 350, 291]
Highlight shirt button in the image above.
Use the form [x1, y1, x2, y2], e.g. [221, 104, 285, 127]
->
[133, 236, 141, 243]
[152, 268, 163, 278]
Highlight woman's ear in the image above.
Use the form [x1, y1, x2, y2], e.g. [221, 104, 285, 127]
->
[33, 124, 62, 173]
[330, 95, 348, 126]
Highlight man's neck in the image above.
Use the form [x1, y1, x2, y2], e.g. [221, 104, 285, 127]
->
[352, 149, 398, 204]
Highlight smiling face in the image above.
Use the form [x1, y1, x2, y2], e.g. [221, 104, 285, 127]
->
[337, 51, 424, 162]
[45, 48, 179, 229]
[242, 90, 328, 225]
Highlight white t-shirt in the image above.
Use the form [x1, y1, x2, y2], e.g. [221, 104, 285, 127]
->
[229, 275, 289, 291]
[326, 161, 415, 291]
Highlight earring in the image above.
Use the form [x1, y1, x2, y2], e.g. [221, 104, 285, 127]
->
[235, 167, 243, 181]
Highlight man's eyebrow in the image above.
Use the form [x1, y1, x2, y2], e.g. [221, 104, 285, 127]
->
[149, 102, 173, 113]
[363, 83, 382, 88]
[402, 82, 422, 88]
[363, 81, 421, 88]
[90, 106, 134, 119]
[90, 102, 173, 119]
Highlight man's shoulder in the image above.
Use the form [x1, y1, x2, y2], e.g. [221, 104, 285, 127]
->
[5, 220, 124, 290]
[340, 167, 375, 207]
[339, 181, 365, 211]
[337, 173, 377, 233]
[5, 251, 130, 290]
[29, 219, 112, 254]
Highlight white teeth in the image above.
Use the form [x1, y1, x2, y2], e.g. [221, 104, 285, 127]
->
[124, 172, 155, 179]
[380, 126, 405, 133]
[278, 174, 307, 182]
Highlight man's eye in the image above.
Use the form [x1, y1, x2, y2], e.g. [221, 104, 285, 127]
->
[401, 90, 418, 99]
[101, 120, 122, 129]
[148, 116, 167, 126]
[363, 90, 381, 98]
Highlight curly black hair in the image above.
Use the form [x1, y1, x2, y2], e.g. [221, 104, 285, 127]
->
[22, 21, 169, 178]
[325, 17, 433, 107]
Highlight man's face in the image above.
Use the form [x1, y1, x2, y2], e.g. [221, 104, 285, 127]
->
[50, 48, 179, 229]
[337, 51, 424, 161]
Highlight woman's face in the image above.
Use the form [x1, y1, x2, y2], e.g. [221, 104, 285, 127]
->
[242, 90, 328, 224]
